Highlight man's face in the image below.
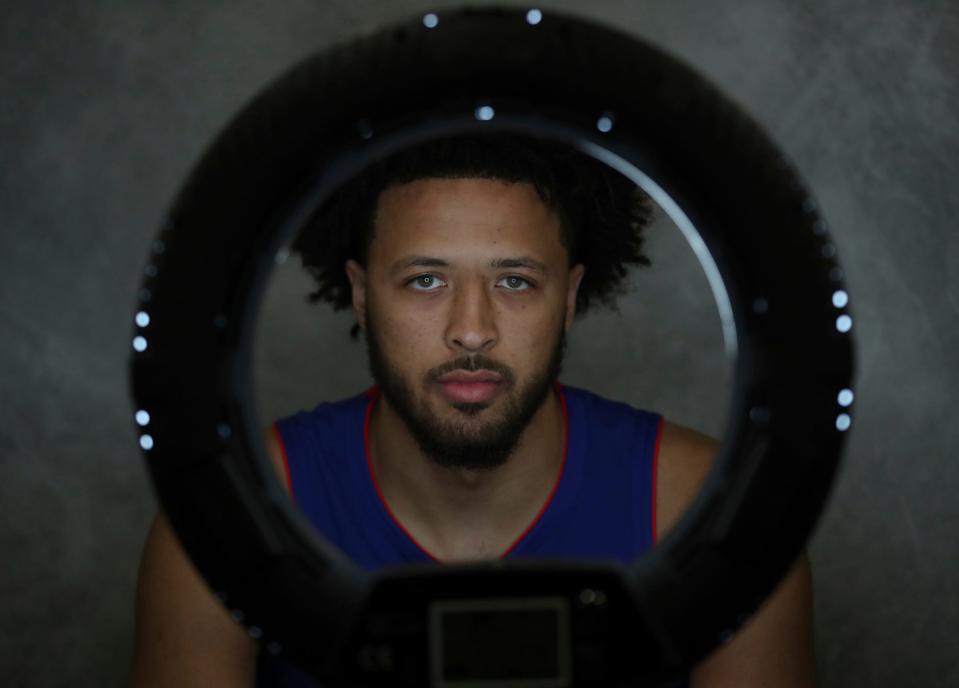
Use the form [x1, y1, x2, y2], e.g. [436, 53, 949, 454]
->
[346, 177, 584, 470]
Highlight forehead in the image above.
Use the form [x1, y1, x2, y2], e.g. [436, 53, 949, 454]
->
[369, 177, 565, 264]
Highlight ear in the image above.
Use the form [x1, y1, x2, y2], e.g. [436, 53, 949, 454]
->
[564, 263, 585, 331]
[345, 259, 367, 331]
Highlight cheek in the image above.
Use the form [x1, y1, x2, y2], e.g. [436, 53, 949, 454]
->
[374, 304, 444, 369]
[501, 308, 563, 363]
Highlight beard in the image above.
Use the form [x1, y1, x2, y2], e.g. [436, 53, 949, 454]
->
[364, 320, 566, 471]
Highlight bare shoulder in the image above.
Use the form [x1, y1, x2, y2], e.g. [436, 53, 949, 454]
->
[129, 432, 292, 686]
[130, 511, 256, 686]
[654, 422, 816, 685]
[655, 420, 718, 541]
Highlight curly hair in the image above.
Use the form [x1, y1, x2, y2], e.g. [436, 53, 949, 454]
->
[290, 133, 654, 338]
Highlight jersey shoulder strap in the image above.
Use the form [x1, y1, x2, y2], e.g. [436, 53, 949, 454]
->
[272, 390, 373, 551]
[508, 385, 664, 562]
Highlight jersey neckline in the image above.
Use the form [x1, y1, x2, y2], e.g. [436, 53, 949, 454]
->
[361, 384, 570, 563]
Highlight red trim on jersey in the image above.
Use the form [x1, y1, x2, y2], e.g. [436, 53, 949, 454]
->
[271, 423, 296, 503]
[651, 415, 665, 545]
[501, 384, 569, 558]
[361, 383, 569, 563]
[363, 386, 440, 562]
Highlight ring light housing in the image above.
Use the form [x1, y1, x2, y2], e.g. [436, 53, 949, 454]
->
[129, 7, 854, 685]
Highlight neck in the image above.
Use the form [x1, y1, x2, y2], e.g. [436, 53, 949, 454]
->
[368, 386, 566, 562]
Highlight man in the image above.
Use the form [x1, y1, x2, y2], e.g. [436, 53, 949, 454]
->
[131, 134, 814, 687]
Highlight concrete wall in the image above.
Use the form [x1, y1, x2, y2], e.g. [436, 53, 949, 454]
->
[1, 1, 956, 685]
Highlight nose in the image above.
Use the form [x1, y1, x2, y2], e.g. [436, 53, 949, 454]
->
[445, 279, 498, 353]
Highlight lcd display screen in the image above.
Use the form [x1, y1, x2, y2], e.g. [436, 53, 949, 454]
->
[430, 596, 571, 688]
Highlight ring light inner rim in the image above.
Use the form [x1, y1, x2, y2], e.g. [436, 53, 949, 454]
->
[579, 140, 737, 358]
[251, 117, 738, 565]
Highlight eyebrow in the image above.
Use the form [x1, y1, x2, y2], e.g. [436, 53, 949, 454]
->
[390, 255, 549, 276]
[489, 257, 548, 274]
[390, 256, 450, 277]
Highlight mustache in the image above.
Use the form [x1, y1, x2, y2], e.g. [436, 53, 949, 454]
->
[426, 355, 515, 384]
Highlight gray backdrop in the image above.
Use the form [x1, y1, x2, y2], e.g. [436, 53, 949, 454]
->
[2, 1, 957, 686]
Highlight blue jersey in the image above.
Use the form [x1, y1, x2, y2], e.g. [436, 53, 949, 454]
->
[259, 384, 665, 686]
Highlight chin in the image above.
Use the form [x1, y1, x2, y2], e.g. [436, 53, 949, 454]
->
[450, 402, 491, 416]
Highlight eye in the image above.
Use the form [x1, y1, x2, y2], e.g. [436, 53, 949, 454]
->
[408, 274, 447, 291]
[497, 275, 532, 291]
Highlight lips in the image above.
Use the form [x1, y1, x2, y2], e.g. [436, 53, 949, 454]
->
[436, 370, 502, 384]
[436, 370, 503, 404]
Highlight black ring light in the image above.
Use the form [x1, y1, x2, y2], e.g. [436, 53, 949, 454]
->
[128, 7, 855, 686]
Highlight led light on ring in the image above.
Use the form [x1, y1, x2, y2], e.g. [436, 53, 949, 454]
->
[475, 105, 495, 121]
